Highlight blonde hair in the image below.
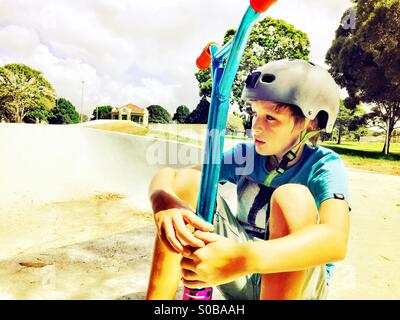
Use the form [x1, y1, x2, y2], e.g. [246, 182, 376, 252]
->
[275, 102, 320, 147]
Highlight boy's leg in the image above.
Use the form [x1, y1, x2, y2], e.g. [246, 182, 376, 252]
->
[214, 195, 260, 300]
[146, 169, 201, 300]
[145, 235, 182, 299]
[260, 183, 321, 300]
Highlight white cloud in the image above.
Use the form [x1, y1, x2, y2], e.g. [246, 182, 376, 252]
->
[0, 0, 352, 115]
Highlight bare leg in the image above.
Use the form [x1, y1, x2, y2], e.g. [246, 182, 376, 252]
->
[146, 235, 182, 299]
[146, 168, 201, 300]
[260, 184, 319, 300]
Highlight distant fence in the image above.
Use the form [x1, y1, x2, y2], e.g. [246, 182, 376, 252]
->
[148, 124, 207, 140]
[148, 123, 246, 140]
[360, 136, 400, 143]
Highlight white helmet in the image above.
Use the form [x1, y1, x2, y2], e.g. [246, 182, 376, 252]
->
[241, 59, 340, 133]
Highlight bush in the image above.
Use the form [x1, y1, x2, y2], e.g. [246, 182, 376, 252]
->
[147, 105, 172, 124]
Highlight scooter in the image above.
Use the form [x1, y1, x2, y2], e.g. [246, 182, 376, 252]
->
[183, 0, 278, 301]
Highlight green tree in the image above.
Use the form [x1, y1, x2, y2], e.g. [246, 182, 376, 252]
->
[0, 64, 56, 122]
[226, 113, 245, 135]
[48, 98, 80, 124]
[172, 105, 191, 124]
[195, 17, 310, 106]
[91, 105, 112, 120]
[335, 101, 351, 144]
[185, 97, 210, 124]
[80, 114, 89, 122]
[335, 99, 367, 144]
[23, 107, 49, 124]
[364, 102, 400, 148]
[326, 0, 400, 155]
[349, 126, 369, 142]
[147, 105, 172, 124]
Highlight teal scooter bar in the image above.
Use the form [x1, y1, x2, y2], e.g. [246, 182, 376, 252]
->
[183, 0, 278, 301]
[197, 6, 264, 225]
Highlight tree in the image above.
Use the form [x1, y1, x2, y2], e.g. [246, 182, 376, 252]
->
[334, 100, 353, 145]
[326, 0, 400, 155]
[185, 97, 210, 124]
[172, 105, 191, 124]
[364, 102, 400, 150]
[226, 113, 245, 135]
[0, 64, 56, 122]
[195, 17, 310, 106]
[147, 105, 172, 124]
[23, 107, 49, 124]
[48, 98, 80, 124]
[91, 105, 112, 120]
[80, 114, 89, 122]
[333, 99, 367, 144]
[349, 126, 368, 142]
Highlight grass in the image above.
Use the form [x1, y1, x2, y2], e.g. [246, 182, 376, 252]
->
[320, 141, 400, 176]
[90, 122, 400, 176]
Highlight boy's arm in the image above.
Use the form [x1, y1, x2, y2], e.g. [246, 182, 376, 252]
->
[243, 198, 349, 274]
[148, 166, 213, 253]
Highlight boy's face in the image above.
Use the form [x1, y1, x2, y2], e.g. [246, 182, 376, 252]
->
[250, 100, 304, 158]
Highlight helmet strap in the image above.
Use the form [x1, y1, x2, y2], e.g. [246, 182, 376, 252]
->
[264, 129, 320, 186]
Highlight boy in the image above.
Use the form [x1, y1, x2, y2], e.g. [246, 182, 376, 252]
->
[146, 59, 350, 300]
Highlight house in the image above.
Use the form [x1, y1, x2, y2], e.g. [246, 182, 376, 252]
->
[111, 103, 148, 126]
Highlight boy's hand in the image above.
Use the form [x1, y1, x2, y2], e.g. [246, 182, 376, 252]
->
[180, 231, 248, 288]
[154, 209, 214, 255]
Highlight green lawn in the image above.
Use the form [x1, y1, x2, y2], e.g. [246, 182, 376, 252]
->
[322, 141, 400, 155]
[93, 122, 400, 176]
[320, 141, 400, 176]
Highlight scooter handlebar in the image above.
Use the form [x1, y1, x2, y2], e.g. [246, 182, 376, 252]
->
[250, 0, 277, 13]
[196, 42, 218, 70]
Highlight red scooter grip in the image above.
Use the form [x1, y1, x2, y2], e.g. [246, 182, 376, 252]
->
[196, 42, 219, 70]
[250, 0, 277, 13]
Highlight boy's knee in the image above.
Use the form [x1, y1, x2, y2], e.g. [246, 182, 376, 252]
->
[271, 183, 313, 205]
[269, 184, 318, 236]
[174, 168, 201, 209]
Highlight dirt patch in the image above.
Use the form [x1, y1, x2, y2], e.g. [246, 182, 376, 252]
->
[19, 262, 50, 268]
[0, 225, 156, 300]
[94, 193, 126, 201]
[0, 194, 153, 262]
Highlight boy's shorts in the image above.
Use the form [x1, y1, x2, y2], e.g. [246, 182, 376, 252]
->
[213, 194, 329, 300]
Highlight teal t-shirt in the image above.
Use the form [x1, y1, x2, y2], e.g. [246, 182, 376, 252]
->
[218, 143, 349, 284]
[219, 142, 349, 233]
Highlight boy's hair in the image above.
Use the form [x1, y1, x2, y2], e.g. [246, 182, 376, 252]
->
[274, 102, 320, 147]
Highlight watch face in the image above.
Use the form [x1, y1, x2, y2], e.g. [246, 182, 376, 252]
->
[333, 193, 345, 200]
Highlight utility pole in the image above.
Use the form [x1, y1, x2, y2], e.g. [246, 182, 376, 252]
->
[80, 80, 85, 123]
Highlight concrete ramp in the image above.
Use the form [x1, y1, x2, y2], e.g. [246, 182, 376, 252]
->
[0, 123, 241, 299]
[0, 124, 208, 299]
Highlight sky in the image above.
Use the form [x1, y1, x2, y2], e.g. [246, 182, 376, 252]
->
[0, 0, 352, 116]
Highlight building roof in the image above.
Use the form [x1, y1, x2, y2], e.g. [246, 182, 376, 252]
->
[112, 103, 145, 114]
